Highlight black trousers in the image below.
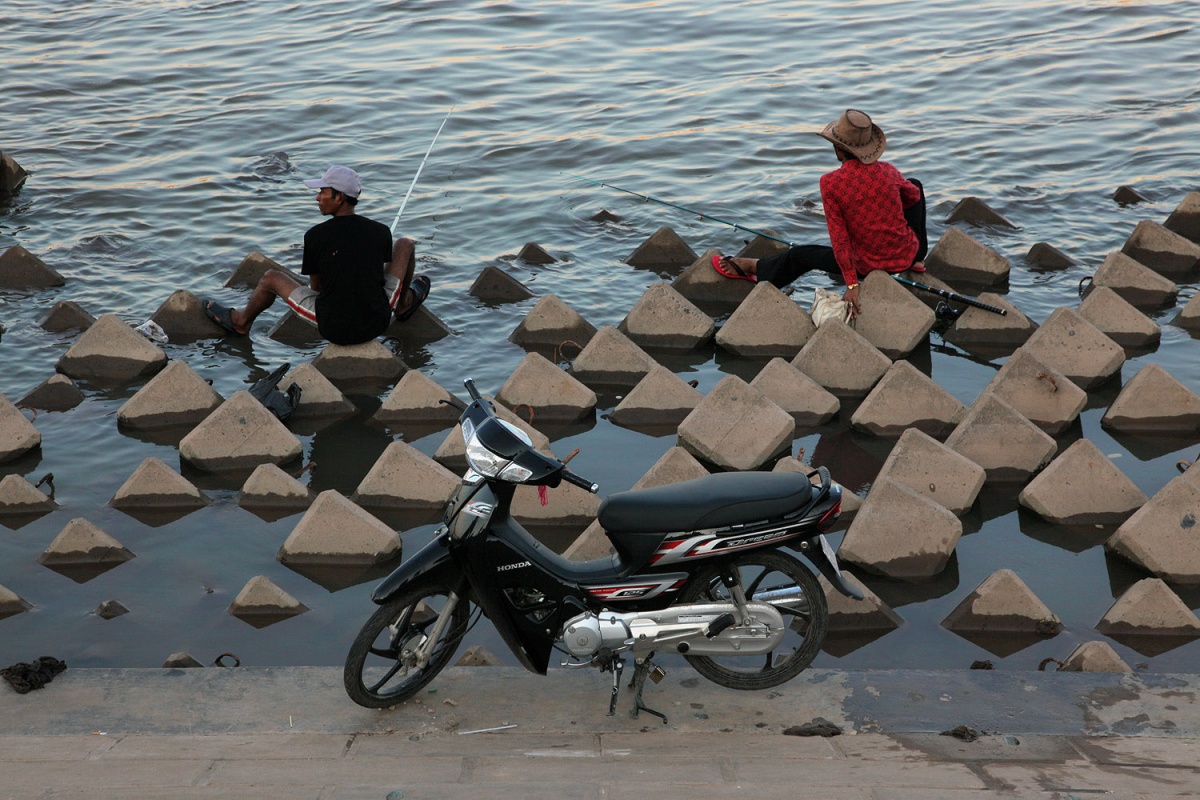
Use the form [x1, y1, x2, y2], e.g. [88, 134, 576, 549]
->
[756, 178, 927, 289]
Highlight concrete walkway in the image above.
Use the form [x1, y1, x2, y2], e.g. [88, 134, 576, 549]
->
[2, 666, 1198, 798]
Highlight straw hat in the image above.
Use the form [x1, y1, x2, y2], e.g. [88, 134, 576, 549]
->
[817, 109, 887, 164]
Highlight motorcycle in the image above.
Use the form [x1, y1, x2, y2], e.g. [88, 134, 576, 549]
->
[343, 378, 863, 722]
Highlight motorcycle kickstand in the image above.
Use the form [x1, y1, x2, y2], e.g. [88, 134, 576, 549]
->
[606, 657, 625, 717]
[629, 659, 668, 725]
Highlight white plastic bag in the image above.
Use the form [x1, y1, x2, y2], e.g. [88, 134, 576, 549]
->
[810, 288, 852, 327]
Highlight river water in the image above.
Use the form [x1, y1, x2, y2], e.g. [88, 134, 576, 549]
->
[2, 0, 1199, 673]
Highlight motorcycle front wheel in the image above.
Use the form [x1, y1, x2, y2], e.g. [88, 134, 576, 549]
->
[677, 549, 828, 690]
[343, 581, 470, 709]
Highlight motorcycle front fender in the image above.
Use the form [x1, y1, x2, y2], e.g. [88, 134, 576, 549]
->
[804, 535, 864, 601]
[371, 529, 461, 605]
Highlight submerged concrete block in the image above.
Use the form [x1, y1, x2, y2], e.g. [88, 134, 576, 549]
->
[874, 428, 984, 516]
[924, 226, 1010, 285]
[39, 518, 134, 571]
[0, 393, 41, 463]
[382, 303, 454, 344]
[1164, 191, 1200, 244]
[1, 151, 29, 193]
[110, 457, 208, 511]
[178, 390, 303, 472]
[672, 248, 756, 306]
[149, 289, 226, 341]
[839, 477, 962, 579]
[716, 281, 816, 358]
[0, 474, 55, 516]
[310, 340, 406, 387]
[0, 244, 65, 289]
[17, 374, 84, 412]
[374, 370, 461, 428]
[850, 360, 966, 438]
[1121, 219, 1200, 277]
[1059, 641, 1133, 674]
[1106, 474, 1200, 584]
[1022, 307, 1125, 390]
[569, 325, 658, 387]
[512, 479, 601, 536]
[1078, 286, 1160, 349]
[942, 569, 1061, 635]
[162, 652, 204, 669]
[677, 376, 794, 471]
[239, 463, 313, 513]
[455, 645, 504, 667]
[944, 393, 1057, 482]
[469, 265, 535, 303]
[820, 573, 904, 634]
[278, 490, 402, 566]
[38, 300, 96, 332]
[791, 319, 891, 397]
[845, 270, 934, 359]
[224, 252, 298, 289]
[1112, 185, 1148, 206]
[1091, 251, 1178, 309]
[495, 352, 597, 422]
[1096, 578, 1200, 639]
[1026, 242, 1076, 269]
[516, 242, 556, 265]
[618, 282, 715, 350]
[1171, 292, 1200, 332]
[0, 584, 32, 621]
[609, 366, 704, 430]
[56, 314, 168, 386]
[354, 440, 459, 510]
[981, 348, 1086, 435]
[943, 293, 1037, 348]
[625, 226, 697, 271]
[1102, 363, 1200, 433]
[1018, 439, 1147, 525]
[508, 294, 597, 349]
[267, 310, 326, 348]
[117, 360, 223, 430]
[229, 576, 308, 629]
[737, 232, 790, 260]
[278, 363, 357, 420]
[748, 358, 839, 427]
[944, 197, 1018, 229]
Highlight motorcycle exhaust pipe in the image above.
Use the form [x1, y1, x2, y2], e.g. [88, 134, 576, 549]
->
[751, 585, 811, 614]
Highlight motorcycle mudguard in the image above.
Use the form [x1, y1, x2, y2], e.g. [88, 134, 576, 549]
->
[805, 535, 864, 601]
[370, 533, 459, 605]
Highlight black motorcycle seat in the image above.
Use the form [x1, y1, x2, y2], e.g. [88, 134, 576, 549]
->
[598, 471, 817, 535]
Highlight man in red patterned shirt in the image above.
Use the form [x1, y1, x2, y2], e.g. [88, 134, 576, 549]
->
[714, 109, 926, 317]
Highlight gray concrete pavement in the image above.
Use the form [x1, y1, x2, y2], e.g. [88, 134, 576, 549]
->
[1, 666, 1198, 798]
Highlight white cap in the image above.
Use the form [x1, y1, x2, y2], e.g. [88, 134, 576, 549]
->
[303, 165, 362, 198]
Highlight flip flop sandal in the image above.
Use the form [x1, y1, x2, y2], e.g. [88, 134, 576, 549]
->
[395, 275, 431, 322]
[201, 298, 242, 335]
[711, 254, 756, 282]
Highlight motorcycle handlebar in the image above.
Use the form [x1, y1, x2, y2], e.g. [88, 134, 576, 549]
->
[561, 468, 599, 494]
[463, 377, 483, 402]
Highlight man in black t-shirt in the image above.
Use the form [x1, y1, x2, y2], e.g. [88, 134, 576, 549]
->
[202, 165, 430, 345]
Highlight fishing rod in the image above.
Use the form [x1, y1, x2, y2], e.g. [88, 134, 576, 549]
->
[567, 172, 1007, 316]
[390, 105, 455, 234]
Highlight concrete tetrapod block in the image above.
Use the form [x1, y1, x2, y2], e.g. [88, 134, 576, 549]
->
[568, 325, 658, 388]
[310, 340, 406, 389]
[1058, 641, 1133, 673]
[223, 252, 299, 289]
[618, 282, 715, 350]
[96, 600, 129, 620]
[942, 569, 1062, 637]
[609, 365, 704, 432]
[516, 242, 556, 265]
[0, 392, 41, 463]
[1106, 473, 1200, 584]
[1164, 191, 1200, 243]
[1113, 184, 1149, 205]
[508, 294, 597, 349]
[1022, 307, 1125, 390]
[382, 303, 454, 344]
[495, 352, 598, 422]
[944, 196, 1019, 229]
[117, 360, 224, 430]
[850, 360, 966, 438]
[373, 370, 461, 428]
[455, 645, 504, 667]
[924, 226, 1010, 285]
[980, 348, 1086, 435]
[1090, 251, 1178, 309]
[818, 573, 904, 635]
[1, 151, 29, 193]
[896, 271, 963, 312]
[228, 575, 308, 629]
[1171, 291, 1200, 332]
[354, 440, 459, 510]
[736, 232, 790, 260]
[1077, 286, 1161, 349]
[267, 310, 326, 348]
[0, 584, 32, 621]
[1096, 578, 1200, 648]
[0, 244, 65, 289]
[277, 363, 357, 421]
[676, 375, 794, 471]
[749, 358, 839, 428]
[1017, 438, 1147, 526]
[434, 398, 551, 471]
[469, 265, 535, 303]
[838, 477, 962, 579]
[162, 652, 204, 669]
[0, 474, 55, 513]
[178, 390, 303, 473]
[790, 319, 891, 397]
[1102, 363, 1200, 434]
[55, 314, 168, 386]
[17, 374, 84, 412]
[943, 293, 1038, 349]
[238, 463, 314, 515]
[1026, 242, 1076, 269]
[109, 457, 208, 512]
[278, 490, 402, 566]
[873, 428, 984, 517]
[715, 280, 816, 358]
[625, 226, 697, 272]
[852, 270, 935, 358]
[1121, 219, 1200, 277]
[38, 300, 96, 332]
[564, 447, 710, 561]
[944, 393, 1057, 483]
[512, 479, 601, 538]
[672, 248, 756, 307]
[38, 518, 135, 583]
[149, 289, 227, 342]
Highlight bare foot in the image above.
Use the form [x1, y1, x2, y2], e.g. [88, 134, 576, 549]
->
[721, 255, 758, 277]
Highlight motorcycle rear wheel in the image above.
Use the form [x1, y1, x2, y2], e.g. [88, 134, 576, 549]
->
[343, 581, 470, 709]
[677, 550, 827, 690]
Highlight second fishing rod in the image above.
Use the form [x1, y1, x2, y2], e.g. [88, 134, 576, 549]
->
[565, 172, 1006, 317]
